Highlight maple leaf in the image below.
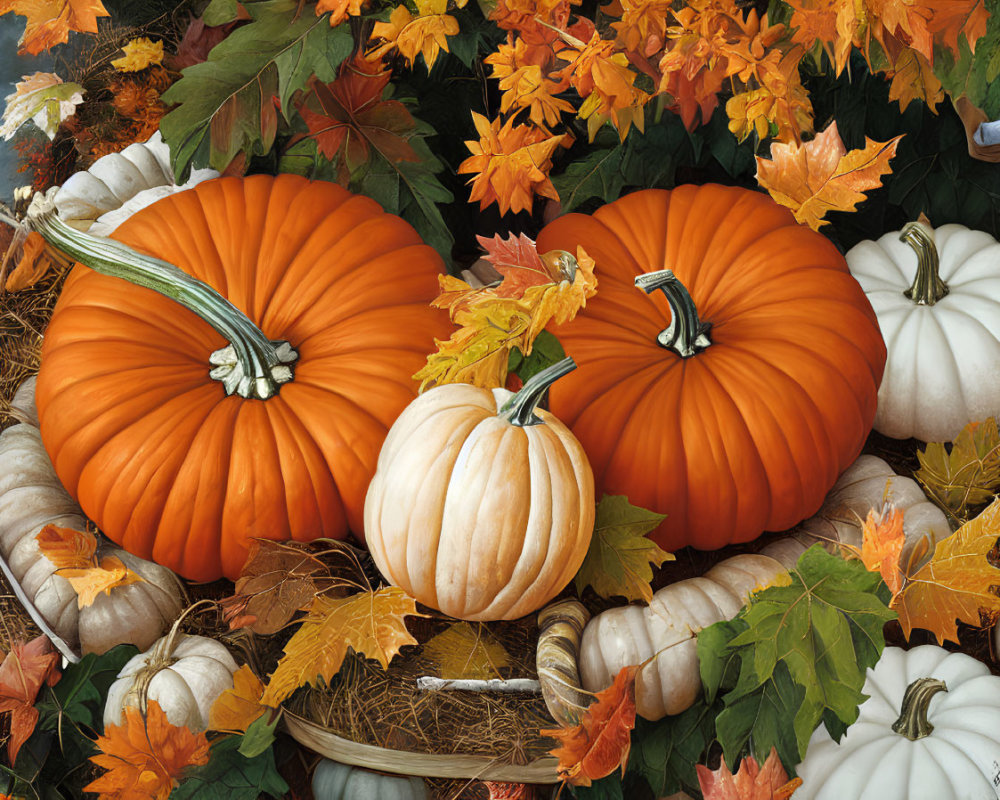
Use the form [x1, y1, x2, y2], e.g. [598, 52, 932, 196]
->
[914, 418, 1000, 524]
[208, 665, 266, 734]
[316, 0, 368, 26]
[860, 504, 905, 596]
[925, 0, 990, 56]
[697, 748, 802, 800]
[111, 37, 165, 72]
[485, 37, 574, 130]
[893, 497, 1000, 644]
[419, 622, 512, 680]
[886, 47, 944, 112]
[542, 664, 638, 787]
[0, 0, 109, 55]
[0, 635, 60, 765]
[755, 120, 902, 230]
[86, 700, 210, 800]
[35, 524, 144, 608]
[368, 4, 460, 70]
[458, 112, 567, 215]
[260, 587, 423, 706]
[0, 71, 84, 140]
[574, 495, 673, 603]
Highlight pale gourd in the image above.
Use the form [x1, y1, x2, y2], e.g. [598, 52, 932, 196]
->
[103, 630, 239, 732]
[53, 132, 218, 236]
[312, 759, 430, 800]
[795, 645, 1000, 800]
[847, 220, 1000, 441]
[0, 377, 185, 655]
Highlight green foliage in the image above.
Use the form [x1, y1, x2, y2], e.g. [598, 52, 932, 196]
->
[507, 329, 566, 382]
[172, 735, 288, 799]
[934, 4, 1000, 120]
[628, 699, 719, 797]
[697, 546, 895, 770]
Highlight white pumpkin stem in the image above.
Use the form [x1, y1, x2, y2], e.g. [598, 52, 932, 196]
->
[500, 357, 577, 427]
[891, 676, 948, 740]
[900, 220, 949, 306]
[25, 193, 298, 400]
[634, 270, 712, 357]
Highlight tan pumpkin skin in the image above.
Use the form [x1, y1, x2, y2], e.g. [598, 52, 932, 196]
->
[365, 383, 595, 621]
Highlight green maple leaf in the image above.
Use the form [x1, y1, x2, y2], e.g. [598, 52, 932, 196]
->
[628, 699, 719, 796]
[914, 417, 1000, 524]
[574, 495, 672, 603]
[697, 546, 895, 767]
[171, 735, 288, 799]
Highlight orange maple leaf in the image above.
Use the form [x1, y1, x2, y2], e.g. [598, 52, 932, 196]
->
[86, 700, 210, 800]
[885, 47, 944, 113]
[458, 113, 567, 215]
[208, 664, 267, 734]
[368, 4, 460, 70]
[316, 0, 369, 27]
[541, 664, 638, 787]
[485, 37, 574, 130]
[35, 524, 144, 608]
[755, 120, 902, 230]
[697, 747, 802, 800]
[0, 635, 61, 765]
[0, 0, 109, 55]
[860, 504, 905, 596]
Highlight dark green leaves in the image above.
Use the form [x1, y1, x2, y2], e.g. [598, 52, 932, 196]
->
[507, 329, 566, 383]
[172, 735, 288, 800]
[628, 700, 719, 797]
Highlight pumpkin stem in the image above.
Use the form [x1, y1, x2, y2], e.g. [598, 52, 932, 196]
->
[891, 676, 948, 740]
[25, 193, 298, 400]
[500, 357, 576, 427]
[901, 220, 949, 306]
[634, 270, 712, 357]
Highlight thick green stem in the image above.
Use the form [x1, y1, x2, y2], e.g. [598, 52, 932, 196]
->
[634, 269, 711, 357]
[901, 221, 948, 306]
[891, 677, 947, 740]
[500, 357, 576, 427]
[26, 193, 297, 400]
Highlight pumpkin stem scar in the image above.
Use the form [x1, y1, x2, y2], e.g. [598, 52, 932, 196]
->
[634, 269, 712, 357]
[901, 220, 949, 306]
[499, 356, 577, 427]
[891, 676, 948, 740]
[25, 191, 298, 400]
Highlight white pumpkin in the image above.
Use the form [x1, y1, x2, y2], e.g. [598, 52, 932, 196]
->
[0, 377, 185, 655]
[53, 132, 218, 236]
[847, 220, 1000, 442]
[103, 631, 238, 732]
[796, 645, 1000, 800]
[312, 759, 429, 800]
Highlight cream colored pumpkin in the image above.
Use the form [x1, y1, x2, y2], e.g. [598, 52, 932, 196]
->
[847, 220, 1000, 441]
[364, 359, 594, 621]
[103, 632, 238, 732]
[0, 377, 184, 654]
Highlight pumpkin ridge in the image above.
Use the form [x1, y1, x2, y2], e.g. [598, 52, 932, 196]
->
[923, 311, 972, 429]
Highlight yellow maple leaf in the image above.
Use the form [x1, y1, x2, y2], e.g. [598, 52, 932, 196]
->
[35, 524, 144, 608]
[860, 504, 905, 596]
[0, 0, 110, 55]
[368, 4, 459, 70]
[419, 622, 512, 680]
[260, 587, 423, 707]
[893, 497, 1000, 644]
[755, 120, 903, 230]
[208, 664, 266, 734]
[110, 37, 164, 72]
[886, 47, 943, 113]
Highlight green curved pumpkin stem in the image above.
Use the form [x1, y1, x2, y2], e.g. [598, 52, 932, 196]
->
[500, 357, 576, 427]
[26, 194, 297, 400]
[891, 676, 948, 740]
[901, 220, 949, 306]
[635, 270, 712, 357]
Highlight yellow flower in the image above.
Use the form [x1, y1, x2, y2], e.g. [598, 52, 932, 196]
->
[111, 37, 164, 72]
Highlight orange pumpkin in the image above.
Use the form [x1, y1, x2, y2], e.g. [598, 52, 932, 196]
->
[33, 174, 451, 581]
[535, 185, 886, 551]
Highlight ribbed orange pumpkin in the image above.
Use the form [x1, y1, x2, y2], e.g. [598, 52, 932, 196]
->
[535, 184, 886, 551]
[34, 174, 451, 581]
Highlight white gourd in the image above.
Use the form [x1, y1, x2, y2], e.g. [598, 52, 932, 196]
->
[847, 220, 1000, 442]
[312, 759, 430, 800]
[795, 645, 1000, 800]
[0, 377, 184, 654]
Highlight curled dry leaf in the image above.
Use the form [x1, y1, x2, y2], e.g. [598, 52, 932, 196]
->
[35, 524, 144, 608]
[0, 635, 61, 764]
[696, 747, 801, 800]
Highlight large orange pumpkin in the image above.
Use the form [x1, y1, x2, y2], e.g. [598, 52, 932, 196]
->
[535, 184, 886, 551]
[33, 174, 451, 581]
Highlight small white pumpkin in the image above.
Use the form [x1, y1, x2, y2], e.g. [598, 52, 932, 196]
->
[103, 630, 238, 732]
[312, 759, 429, 800]
[847, 220, 1000, 442]
[795, 645, 1000, 800]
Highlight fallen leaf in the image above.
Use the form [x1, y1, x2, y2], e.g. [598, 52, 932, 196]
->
[0, 0, 110, 55]
[316, 0, 368, 27]
[0, 635, 61, 764]
[541, 664, 638, 787]
[914, 418, 1000, 523]
[0, 72, 85, 140]
[208, 665, 266, 734]
[111, 37, 165, 72]
[420, 622, 512, 680]
[368, 4, 461, 70]
[886, 47, 943, 113]
[755, 120, 903, 230]
[85, 699, 210, 800]
[574, 495, 672, 603]
[483, 783, 537, 799]
[35, 524, 144, 608]
[260, 587, 423, 706]
[860, 504, 905, 596]
[893, 497, 1000, 644]
[696, 747, 802, 800]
